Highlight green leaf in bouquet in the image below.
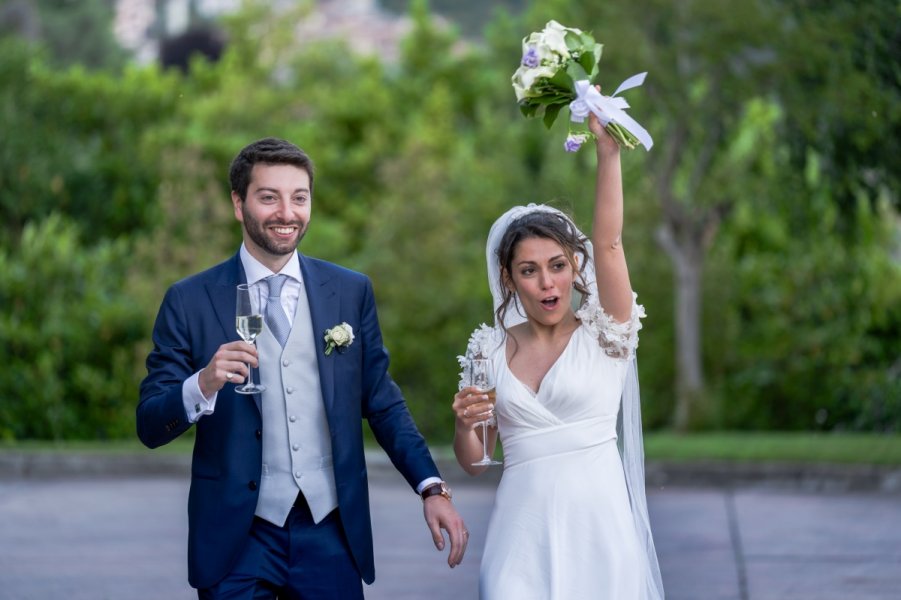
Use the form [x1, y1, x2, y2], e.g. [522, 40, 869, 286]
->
[580, 32, 601, 57]
[532, 96, 559, 105]
[531, 79, 566, 95]
[543, 103, 564, 129]
[520, 102, 540, 118]
[592, 41, 603, 65]
[549, 68, 575, 95]
[564, 31, 583, 53]
[566, 61, 590, 85]
[577, 49, 598, 78]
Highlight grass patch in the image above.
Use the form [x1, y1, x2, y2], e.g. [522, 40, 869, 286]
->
[0, 436, 195, 455]
[643, 431, 901, 465]
[3, 432, 900, 465]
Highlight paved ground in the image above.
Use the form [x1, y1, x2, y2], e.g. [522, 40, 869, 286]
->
[1, 463, 900, 599]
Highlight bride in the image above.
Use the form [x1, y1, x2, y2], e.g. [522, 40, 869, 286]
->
[453, 111, 664, 599]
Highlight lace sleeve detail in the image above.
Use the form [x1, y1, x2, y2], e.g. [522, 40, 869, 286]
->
[456, 323, 503, 390]
[575, 292, 646, 360]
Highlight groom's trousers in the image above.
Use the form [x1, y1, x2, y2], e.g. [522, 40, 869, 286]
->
[197, 493, 363, 600]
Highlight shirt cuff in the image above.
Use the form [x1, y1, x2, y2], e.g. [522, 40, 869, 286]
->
[416, 477, 443, 495]
[183, 371, 217, 423]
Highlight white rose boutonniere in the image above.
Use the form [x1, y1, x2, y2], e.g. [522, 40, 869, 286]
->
[324, 322, 354, 356]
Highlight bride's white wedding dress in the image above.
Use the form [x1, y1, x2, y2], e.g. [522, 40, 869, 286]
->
[467, 298, 650, 599]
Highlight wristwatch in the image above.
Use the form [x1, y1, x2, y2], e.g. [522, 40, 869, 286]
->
[420, 481, 452, 502]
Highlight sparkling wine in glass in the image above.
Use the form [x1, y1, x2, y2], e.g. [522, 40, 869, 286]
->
[235, 283, 265, 394]
[469, 358, 501, 466]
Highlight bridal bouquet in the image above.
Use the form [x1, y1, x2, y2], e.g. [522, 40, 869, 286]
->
[512, 21, 653, 152]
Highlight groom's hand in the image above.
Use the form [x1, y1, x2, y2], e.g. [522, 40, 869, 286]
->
[423, 497, 469, 568]
[198, 341, 258, 397]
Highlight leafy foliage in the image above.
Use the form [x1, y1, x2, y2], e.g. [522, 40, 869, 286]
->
[713, 158, 901, 431]
[0, 0, 897, 440]
[0, 38, 179, 245]
[525, 0, 900, 429]
[0, 215, 145, 440]
[0, 0, 127, 70]
[776, 0, 900, 218]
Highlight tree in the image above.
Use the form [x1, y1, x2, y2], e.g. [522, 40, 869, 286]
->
[528, 0, 786, 427]
[0, 37, 178, 245]
[0, 0, 127, 70]
[713, 149, 901, 431]
[526, 0, 900, 429]
[0, 215, 145, 440]
[354, 1, 524, 436]
[776, 0, 900, 220]
[2, 0, 896, 439]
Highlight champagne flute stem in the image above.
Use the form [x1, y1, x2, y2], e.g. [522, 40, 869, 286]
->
[246, 341, 256, 386]
[481, 420, 490, 462]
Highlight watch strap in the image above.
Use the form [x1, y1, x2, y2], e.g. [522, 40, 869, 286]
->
[420, 481, 450, 501]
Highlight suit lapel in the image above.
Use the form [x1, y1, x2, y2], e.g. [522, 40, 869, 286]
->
[207, 253, 244, 341]
[300, 256, 338, 414]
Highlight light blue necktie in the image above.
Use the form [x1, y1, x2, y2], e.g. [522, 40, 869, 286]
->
[265, 275, 291, 347]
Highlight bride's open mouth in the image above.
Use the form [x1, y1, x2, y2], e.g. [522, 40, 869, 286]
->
[540, 296, 559, 309]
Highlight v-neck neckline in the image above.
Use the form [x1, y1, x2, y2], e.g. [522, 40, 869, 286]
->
[504, 324, 581, 397]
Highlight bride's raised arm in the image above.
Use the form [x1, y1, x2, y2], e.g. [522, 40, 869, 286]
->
[588, 111, 634, 323]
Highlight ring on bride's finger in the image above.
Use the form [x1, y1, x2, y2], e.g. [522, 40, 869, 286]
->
[463, 407, 469, 417]
[226, 372, 233, 380]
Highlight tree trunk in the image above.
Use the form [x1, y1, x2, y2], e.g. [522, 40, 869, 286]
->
[652, 114, 729, 429]
[656, 223, 705, 429]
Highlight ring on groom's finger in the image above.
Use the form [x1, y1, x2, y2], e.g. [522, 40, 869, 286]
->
[226, 372, 233, 380]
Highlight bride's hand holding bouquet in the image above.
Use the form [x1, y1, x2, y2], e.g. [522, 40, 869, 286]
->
[587, 97, 625, 163]
[511, 20, 653, 153]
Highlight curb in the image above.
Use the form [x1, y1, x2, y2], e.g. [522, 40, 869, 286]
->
[2, 451, 899, 493]
[0, 451, 192, 479]
[644, 459, 901, 494]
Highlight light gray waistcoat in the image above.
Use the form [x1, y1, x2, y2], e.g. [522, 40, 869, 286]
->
[254, 283, 338, 527]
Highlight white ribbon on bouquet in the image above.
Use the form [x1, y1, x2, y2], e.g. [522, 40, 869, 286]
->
[569, 72, 654, 151]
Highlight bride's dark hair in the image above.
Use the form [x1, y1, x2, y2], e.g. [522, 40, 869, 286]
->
[493, 211, 591, 334]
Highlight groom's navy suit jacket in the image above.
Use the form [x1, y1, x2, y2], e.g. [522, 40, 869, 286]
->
[137, 251, 439, 589]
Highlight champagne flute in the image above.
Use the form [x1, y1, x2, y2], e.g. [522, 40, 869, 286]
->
[469, 358, 501, 466]
[235, 283, 265, 394]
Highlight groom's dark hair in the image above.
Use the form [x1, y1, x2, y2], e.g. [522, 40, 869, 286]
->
[229, 137, 315, 201]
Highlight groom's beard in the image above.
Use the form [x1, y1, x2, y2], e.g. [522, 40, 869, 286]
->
[242, 206, 307, 257]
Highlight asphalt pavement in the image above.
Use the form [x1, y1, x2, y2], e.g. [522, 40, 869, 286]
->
[1, 453, 899, 600]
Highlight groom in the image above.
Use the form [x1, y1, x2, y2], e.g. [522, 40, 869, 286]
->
[138, 137, 467, 598]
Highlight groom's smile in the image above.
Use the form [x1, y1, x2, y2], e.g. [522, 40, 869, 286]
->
[265, 220, 303, 243]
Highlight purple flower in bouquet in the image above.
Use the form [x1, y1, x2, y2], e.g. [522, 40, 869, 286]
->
[564, 133, 591, 153]
[521, 46, 540, 68]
